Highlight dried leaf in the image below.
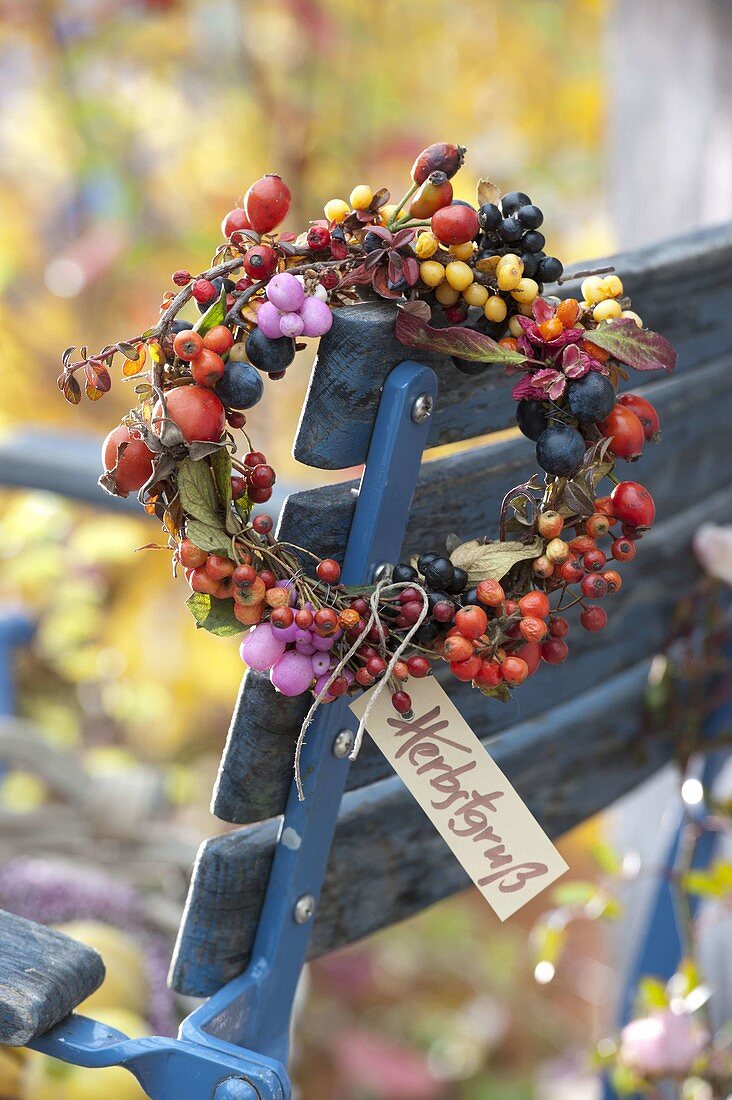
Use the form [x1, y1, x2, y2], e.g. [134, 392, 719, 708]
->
[395, 309, 528, 366]
[134, 383, 154, 400]
[85, 362, 111, 393]
[563, 480, 595, 516]
[186, 593, 243, 636]
[61, 374, 82, 405]
[584, 319, 676, 373]
[444, 532, 462, 555]
[85, 383, 105, 401]
[477, 179, 501, 206]
[450, 536, 543, 584]
[478, 681, 512, 702]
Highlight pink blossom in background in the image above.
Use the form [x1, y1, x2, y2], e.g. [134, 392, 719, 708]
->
[618, 1010, 708, 1077]
[333, 1028, 443, 1099]
[693, 524, 732, 586]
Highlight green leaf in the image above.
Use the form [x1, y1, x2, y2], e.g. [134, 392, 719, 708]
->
[478, 681, 512, 703]
[584, 319, 677, 373]
[210, 447, 240, 535]
[186, 518, 231, 557]
[193, 286, 227, 336]
[117, 341, 141, 361]
[395, 309, 528, 365]
[449, 537, 543, 585]
[186, 593, 243, 636]
[178, 457, 221, 524]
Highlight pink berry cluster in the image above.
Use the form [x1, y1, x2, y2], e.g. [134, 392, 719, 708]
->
[240, 606, 353, 702]
[257, 272, 334, 341]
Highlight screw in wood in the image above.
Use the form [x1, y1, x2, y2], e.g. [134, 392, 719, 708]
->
[293, 894, 316, 924]
[411, 393, 433, 423]
[332, 729, 355, 758]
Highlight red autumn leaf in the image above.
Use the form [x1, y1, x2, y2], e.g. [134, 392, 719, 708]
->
[395, 308, 528, 365]
[583, 319, 677, 372]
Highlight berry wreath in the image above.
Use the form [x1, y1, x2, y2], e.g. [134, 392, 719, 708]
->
[58, 141, 676, 790]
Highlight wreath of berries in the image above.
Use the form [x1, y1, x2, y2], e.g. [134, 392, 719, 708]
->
[58, 141, 677, 744]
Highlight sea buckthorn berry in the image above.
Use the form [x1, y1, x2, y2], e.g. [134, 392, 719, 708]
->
[541, 637, 569, 664]
[314, 608, 339, 636]
[173, 330, 204, 361]
[205, 554, 234, 580]
[560, 558, 585, 584]
[511, 278, 539, 304]
[434, 282, 460, 306]
[445, 261, 474, 291]
[496, 255, 524, 291]
[324, 198, 350, 223]
[602, 274, 624, 298]
[519, 615, 548, 643]
[316, 558, 341, 584]
[532, 556, 554, 578]
[570, 535, 596, 555]
[391, 691, 412, 715]
[549, 616, 569, 638]
[557, 298, 580, 327]
[415, 232, 439, 259]
[431, 203, 480, 245]
[586, 513, 611, 538]
[538, 317, 564, 341]
[407, 655, 432, 678]
[538, 510, 564, 539]
[611, 537, 636, 562]
[455, 605, 488, 639]
[450, 655, 482, 682]
[443, 635, 474, 663]
[581, 275, 606, 305]
[252, 515, 273, 535]
[580, 606, 607, 632]
[349, 184, 373, 210]
[584, 549, 607, 572]
[203, 325, 235, 354]
[450, 241, 475, 261]
[603, 569, 623, 593]
[545, 538, 570, 564]
[617, 393, 661, 443]
[484, 295, 508, 322]
[593, 298, 623, 322]
[581, 573, 608, 599]
[475, 659, 502, 687]
[610, 481, 655, 529]
[419, 260, 446, 287]
[518, 591, 550, 619]
[179, 539, 208, 568]
[463, 282, 489, 308]
[476, 579, 505, 607]
[500, 656, 529, 686]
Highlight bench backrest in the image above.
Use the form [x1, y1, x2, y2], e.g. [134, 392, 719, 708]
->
[169, 224, 732, 998]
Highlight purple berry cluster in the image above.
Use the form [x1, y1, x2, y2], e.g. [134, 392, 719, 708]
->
[257, 271, 334, 340]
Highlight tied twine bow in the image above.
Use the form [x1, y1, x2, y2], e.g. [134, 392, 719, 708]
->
[293, 580, 430, 800]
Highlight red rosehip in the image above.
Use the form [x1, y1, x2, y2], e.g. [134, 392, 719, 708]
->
[581, 573, 609, 599]
[583, 548, 608, 573]
[191, 278, 217, 304]
[173, 329, 203, 361]
[203, 325, 234, 354]
[153, 386, 225, 444]
[401, 601, 424, 625]
[314, 607, 339, 636]
[585, 513, 611, 539]
[603, 569, 623, 593]
[173, 269, 191, 286]
[232, 564, 257, 586]
[541, 638, 569, 664]
[431, 203, 480, 245]
[191, 348, 226, 387]
[443, 635, 474, 663]
[244, 450, 267, 467]
[580, 606, 607, 632]
[230, 475, 248, 499]
[451, 654, 482, 682]
[356, 667, 374, 687]
[316, 558, 341, 585]
[475, 659, 502, 687]
[307, 225, 331, 250]
[560, 559, 585, 584]
[249, 485, 272, 504]
[409, 172, 454, 219]
[101, 424, 154, 496]
[476, 579, 505, 607]
[549, 616, 569, 638]
[328, 676, 349, 698]
[189, 566, 219, 595]
[366, 656, 387, 678]
[611, 537, 636, 562]
[519, 615, 548, 643]
[610, 481, 655, 529]
[227, 411, 247, 429]
[295, 609, 313, 629]
[243, 245, 278, 280]
[221, 207, 252, 239]
[598, 405, 645, 461]
[391, 691, 412, 714]
[516, 641, 542, 677]
[411, 142, 466, 184]
[206, 554, 234, 580]
[270, 606, 295, 630]
[570, 535, 596, 555]
[244, 174, 291, 234]
[621, 523, 644, 541]
[617, 392, 661, 443]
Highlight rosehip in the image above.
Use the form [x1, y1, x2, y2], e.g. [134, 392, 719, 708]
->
[455, 605, 488, 639]
[252, 515, 274, 535]
[518, 591, 550, 619]
[316, 558, 341, 584]
[411, 142, 466, 184]
[617, 392, 661, 442]
[307, 225, 331, 250]
[191, 348, 225, 387]
[152, 386, 225, 443]
[205, 554, 234, 580]
[244, 174, 291, 234]
[519, 615, 548, 643]
[314, 608, 339, 636]
[221, 207, 252, 239]
[190, 566, 219, 595]
[101, 424, 154, 496]
[431, 203, 480, 245]
[191, 279, 217, 304]
[603, 569, 623, 593]
[516, 641, 542, 676]
[233, 564, 258, 586]
[203, 325, 234, 354]
[598, 405, 645, 461]
[270, 606, 295, 630]
[243, 245, 278, 280]
[409, 172, 453, 219]
[586, 513, 612, 539]
[475, 659, 502, 687]
[443, 635, 474, 663]
[407, 656, 431, 678]
[391, 691, 412, 714]
[476, 579, 505, 606]
[583, 549, 607, 572]
[559, 558, 585, 584]
[451, 655, 482, 682]
[549, 616, 569, 638]
[610, 481, 655, 529]
[179, 539, 208, 568]
[570, 535, 596, 555]
[538, 510, 564, 539]
[581, 574, 608, 599]
[611, 537, 636, 562]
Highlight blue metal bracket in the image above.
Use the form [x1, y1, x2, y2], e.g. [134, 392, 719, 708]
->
[27, 360, 437, 1099]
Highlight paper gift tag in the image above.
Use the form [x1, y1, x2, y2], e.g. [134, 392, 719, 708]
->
[350, 676, 567, 920]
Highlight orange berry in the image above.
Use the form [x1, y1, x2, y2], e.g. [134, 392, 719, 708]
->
[539, 317, 563, 341]
[557, 298, 580, 327]
[518, 591, 550, 618]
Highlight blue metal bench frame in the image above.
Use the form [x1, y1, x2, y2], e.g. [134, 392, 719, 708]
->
[20, 360, 437, 1099]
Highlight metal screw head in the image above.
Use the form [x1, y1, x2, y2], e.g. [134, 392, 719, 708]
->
[372, 561, 392, 584]
[411, 393, 434, 423]
[333, 729, 355, 758]
[293, 894, 315, 924]
[214, 1078, 254, 1100]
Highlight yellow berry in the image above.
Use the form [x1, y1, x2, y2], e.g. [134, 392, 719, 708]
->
[324, 199, 350, 223]
[497, 259, 524, 292]
[475, 253, 501, 273]
[621, 309, 643, 327]
[516, 301, 535, 316]
[449, 241, 474, 261]
[462, 282, 489, 308]
[593, 298, 623, 322]
[546, 538, 570, 564]
[434, 282, 460, 306]
[581, 275, 606, 305]
[419, 260, 445, 288]
[445, 261, 474, 292]
[511, 277, 539, 304]
[415, 232, 439, 260]
[484, 295, 508, 323]
[602, 274, 624, 298]
[349, 185, 373, 211]
[379, 204, 400, 225]
[508, 315, 524, 337]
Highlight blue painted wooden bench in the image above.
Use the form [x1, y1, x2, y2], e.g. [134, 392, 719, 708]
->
[0, 225, 730, 1099]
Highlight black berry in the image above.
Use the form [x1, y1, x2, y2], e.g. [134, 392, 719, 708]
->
[516, 399, 549, 441]
[536, 424, 586, 477]
[566, 373, 616, 423]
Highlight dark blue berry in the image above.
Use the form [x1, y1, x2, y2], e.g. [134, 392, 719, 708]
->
[566, 373, 616, 423]
[417, 553, 439, 572]
[245, 327, 296, 373]
[516, 204, 543, 229]
[537, 256, 563, 283]
[501, 191, 531, 215]
[498, 216, 523, 243]
[446, 566, 468, 595]
[520, 252, 539, 279]
[516, 399, 549, 441]
[479, 203, 502, 230]
[392, 563, 417, 584]
[536, 424, 586, 477]
[363, 231, 383, 253]
[215, 361, 264, 410]
[423, 557, 455, 589]
[521, 230, 546, 254]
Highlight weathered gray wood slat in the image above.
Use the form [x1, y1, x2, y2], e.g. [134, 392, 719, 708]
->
[294, 223, 732, 468]
[0, 910, 105, 1045]
[212, 357, 732, 824]
[171, 656, 671, 997]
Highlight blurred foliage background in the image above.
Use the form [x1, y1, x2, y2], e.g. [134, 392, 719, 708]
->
[0, 1, 655, 1097]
